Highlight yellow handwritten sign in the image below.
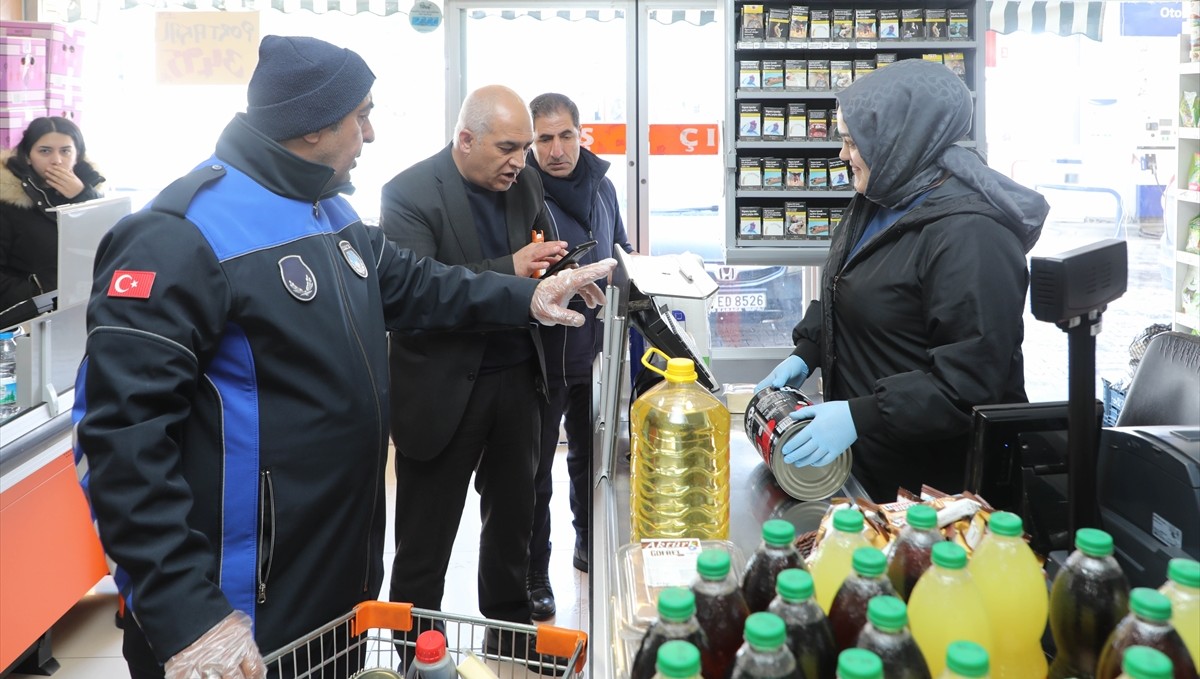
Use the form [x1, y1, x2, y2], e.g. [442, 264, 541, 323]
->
[156, 12, 260, 85]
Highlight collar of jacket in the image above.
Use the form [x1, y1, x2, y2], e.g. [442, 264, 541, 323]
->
[215, 114, 354, 203]
[531, 146, 609, 226]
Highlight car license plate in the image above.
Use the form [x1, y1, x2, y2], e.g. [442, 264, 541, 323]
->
[715, 292, 767, 312]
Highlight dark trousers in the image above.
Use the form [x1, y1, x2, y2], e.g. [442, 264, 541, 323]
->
[389, 362, 540, 623]
[530, 380, 593, 572]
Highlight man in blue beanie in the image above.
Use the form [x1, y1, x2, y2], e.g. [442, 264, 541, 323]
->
[73, 35, 612, 679]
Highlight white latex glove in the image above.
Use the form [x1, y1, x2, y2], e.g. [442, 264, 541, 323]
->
[164, 611, 265, 679]
[530, 258, 617, 327]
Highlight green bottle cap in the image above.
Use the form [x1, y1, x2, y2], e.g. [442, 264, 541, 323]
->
[931, 541, 967, 570]
[763, 519, 797, 546]
[743, 612, 787, 649]
[776, 568, 815, 602]
[656, 640, 701, 678]
[906, 505, 937, 530]
[865, 595, 907, 633]
[1130, 587, 1172, 622]
[696, 549, 732, 580]
[945, 641, 988, 677]
[657, 587, 696, 622]
[1121, 646, 1174, 679]
[1167, 558, 1200, 589]
[1075, 527, 1114, 557]
[988, 511, 1023, 537]
[836, 648, 884, 679]
[833, 509, 864, 533]
[851, 547, 887, 577]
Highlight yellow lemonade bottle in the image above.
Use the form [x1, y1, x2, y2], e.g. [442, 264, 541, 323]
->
[967, 511, 1048, 679]
[807, 509, 871, 613]
[1158, 558, 1200, 665]
[907, 542, 993, 676]
[630, 348, 730, 540]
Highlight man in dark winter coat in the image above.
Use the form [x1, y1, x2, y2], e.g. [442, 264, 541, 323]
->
[757, 59, 1049, 501]
[382, 86, 579, 674]
[73, 38, 611, 679]
[525, 92, 634, 618]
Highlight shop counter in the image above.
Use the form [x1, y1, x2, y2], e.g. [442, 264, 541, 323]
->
[0, 391, 108, 672]
[590, 414, 867, 679]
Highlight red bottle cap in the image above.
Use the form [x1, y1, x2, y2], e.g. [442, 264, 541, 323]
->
[415, 629, 448, 663]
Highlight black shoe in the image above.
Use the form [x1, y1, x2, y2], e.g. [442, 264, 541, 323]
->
[484, 627, 569, 676]
[572, 547, 589, 574]
[527, 571, 556, 621]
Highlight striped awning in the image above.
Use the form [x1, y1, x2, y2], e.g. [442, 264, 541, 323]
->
[986, 1, 1105, 41]
[114, 1, 713, 24]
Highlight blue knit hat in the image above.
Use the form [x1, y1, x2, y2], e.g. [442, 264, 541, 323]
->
[246, 35, 376, 141]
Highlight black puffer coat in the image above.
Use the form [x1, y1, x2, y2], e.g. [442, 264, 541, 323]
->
[0, 149, 105, 310]
[791, 177, 1041, 500]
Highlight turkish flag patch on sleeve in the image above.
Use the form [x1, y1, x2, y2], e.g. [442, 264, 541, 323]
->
[107, 270, 157, 299]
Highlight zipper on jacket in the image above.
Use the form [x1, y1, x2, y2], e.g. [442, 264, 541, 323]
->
[316, 226, 384, 593]
[257, 469, 276, 605]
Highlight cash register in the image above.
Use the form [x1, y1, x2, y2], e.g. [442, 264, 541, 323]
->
[1096, 426, 1200, 588]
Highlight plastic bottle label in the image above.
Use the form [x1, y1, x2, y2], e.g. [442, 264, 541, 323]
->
[0, 374, 15, 406]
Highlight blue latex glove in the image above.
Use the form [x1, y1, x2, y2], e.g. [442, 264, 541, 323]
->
[754, 355, 810, 394]
[781, 400, 858, 468]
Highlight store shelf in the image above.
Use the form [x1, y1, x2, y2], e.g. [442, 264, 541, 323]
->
[735, 40, 978, 51]
[726, 243, 831, 266]
[725, 0, 986, 264]
[1172, 59, 1200, 334]
[738, 190, 856, 198]
[737, 139, 844, 149]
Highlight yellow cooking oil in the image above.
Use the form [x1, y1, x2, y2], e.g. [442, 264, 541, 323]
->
[630, 347, 730, 541]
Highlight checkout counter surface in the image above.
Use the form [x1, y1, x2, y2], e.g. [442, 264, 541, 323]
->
[592, 417, 867, 679]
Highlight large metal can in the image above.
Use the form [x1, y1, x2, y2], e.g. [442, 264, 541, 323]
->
[743, 386, 852, 501]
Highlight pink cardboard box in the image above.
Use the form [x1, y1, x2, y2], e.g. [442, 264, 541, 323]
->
[47, 72, 82, 107]
[0, 36, 47, 94]
[0, 21, 85, 78]
[0, 103, 48, 149]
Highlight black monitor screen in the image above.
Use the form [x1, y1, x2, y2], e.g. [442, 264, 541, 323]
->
[965, 400, 1100, 554]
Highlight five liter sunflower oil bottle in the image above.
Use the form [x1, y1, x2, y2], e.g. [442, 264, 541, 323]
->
[630, 347, 730, 540]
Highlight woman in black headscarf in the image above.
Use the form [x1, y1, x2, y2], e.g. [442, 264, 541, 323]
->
[0, 116, 105, 312]
[756, 59, 1050, 500]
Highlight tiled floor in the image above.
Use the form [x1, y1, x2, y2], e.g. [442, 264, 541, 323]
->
[7, 442, 588, 679]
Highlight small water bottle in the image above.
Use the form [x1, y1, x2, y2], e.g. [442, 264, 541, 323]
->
[0, 331, 18, 418]
[405, 630, 457, 679]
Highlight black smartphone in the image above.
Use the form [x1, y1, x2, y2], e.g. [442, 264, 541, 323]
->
[543, 239, 598, 278]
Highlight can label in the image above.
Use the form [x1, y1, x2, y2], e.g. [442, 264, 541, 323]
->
[744, 386, 853, 501]
[744, 386, 813, 465]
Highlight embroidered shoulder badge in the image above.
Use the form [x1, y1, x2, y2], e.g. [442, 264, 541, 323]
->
[339, 240, 369, 279]
[278, 255, 317, 301]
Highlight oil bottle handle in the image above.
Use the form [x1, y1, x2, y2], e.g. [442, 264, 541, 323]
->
[640, 346, 670, 378]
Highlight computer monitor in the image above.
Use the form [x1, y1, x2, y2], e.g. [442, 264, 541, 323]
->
[964, 400, 1101, 554]
[55, 195, 131, 311]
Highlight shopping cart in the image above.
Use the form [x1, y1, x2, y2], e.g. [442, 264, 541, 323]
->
[262, 601, 588, 679]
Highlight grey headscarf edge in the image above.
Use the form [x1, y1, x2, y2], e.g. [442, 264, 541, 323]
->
[836, 59, 1048, 250]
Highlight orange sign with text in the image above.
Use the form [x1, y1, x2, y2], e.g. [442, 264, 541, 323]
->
[580, 124, 627, 156]
[650, 124, 720, 155]
[579, 124, 720, 156]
